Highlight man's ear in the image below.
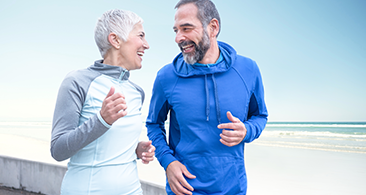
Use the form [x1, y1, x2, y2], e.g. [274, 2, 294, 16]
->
[208, 18, 219, 38]
[108, 32, 121, 49]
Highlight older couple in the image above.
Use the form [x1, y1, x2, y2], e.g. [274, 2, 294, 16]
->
[51, 0, 268, 195]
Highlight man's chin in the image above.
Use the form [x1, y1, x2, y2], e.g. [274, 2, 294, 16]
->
[183, 55, 197, 65]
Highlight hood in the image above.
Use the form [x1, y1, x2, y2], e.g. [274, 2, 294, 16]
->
[172, 41, 237, 77]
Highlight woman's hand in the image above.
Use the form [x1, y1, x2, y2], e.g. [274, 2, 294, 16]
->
[136, 141, 155, 164]
[100, 87, 127, 125]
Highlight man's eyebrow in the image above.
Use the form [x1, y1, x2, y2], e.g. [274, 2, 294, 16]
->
[180, 23, 195, 27]
[173, 23, 195, 29]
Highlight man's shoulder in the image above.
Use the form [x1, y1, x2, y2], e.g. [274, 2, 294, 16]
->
[156, 63, 176, 78]
[234, 54, 258, 67]
[231, 55, 262, 77]
[235, 54, 256, 64]
[159, 62, 175, 72]
[153, 63, 180, 90]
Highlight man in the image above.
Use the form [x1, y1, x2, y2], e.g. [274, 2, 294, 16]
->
[146, 0, 268, 194]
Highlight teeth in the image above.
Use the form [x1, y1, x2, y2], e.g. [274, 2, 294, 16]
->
[182, 44, 193, 49]
[137, 52, 144, 56]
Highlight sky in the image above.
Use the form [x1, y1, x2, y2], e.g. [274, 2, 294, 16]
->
[0, 0, 365, 122]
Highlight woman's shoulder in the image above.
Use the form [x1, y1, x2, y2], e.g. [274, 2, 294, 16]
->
[62, 67, 100, 87]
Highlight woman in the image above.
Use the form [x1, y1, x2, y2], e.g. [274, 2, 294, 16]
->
[51, 9, 154, 195]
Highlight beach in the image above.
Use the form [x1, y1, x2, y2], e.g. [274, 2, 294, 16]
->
[0, 122, 365, 194]
[245, 144, 366, 195]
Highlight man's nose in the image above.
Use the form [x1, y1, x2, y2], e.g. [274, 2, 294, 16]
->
[175, 31, 185, 44]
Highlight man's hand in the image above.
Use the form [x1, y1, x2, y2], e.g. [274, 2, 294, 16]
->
[136, 141, 155, 164]
[100, 87, 127, 125]
[217, 111, 247, 147]
[166, 161, 196, 195]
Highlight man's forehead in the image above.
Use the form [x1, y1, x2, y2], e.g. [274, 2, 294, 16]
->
[175, 3, 198, 19]
[174, 4, 200, 28]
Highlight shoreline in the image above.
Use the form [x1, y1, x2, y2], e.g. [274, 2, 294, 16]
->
[253, 140, 366, 154]
[1, 133, 365, 194]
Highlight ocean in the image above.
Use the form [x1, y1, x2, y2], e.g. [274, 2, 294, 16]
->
[0, 120, 365, 154]
[258, 122, 366, 154]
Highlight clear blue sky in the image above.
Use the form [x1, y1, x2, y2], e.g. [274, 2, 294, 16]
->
[0, 0, 365, 122]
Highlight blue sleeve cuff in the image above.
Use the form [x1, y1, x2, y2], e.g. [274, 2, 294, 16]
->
[160, 153, 178, 170]
[97, 112, 112, 129]
[243, 122, 252, 143]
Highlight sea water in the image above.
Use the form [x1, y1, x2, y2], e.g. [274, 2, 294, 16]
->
[257, 122, 366, 153]
[1, 120, 365, 154]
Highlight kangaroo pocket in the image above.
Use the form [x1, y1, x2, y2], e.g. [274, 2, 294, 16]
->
[182, 156, 246, 194]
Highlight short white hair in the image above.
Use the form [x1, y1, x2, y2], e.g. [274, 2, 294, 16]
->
[94, 9, 143, 58]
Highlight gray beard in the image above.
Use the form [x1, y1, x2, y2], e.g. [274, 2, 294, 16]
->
[182, 30, 211, 65]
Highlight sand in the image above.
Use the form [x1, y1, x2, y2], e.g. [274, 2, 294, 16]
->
[245, 144, 366, 195]
[1, 133, 365, 195]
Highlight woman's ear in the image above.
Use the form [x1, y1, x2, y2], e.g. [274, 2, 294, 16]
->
[108, 32, 121, 49]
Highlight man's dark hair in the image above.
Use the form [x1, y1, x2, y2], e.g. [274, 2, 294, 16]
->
[175, 0, 221, 37]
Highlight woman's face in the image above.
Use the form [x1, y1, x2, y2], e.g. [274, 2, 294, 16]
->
[119, 23, 149, 71]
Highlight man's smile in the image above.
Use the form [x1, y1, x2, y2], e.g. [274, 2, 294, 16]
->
[182, 44, 195, 53]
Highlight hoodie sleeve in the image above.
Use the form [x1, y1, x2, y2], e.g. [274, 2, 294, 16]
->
[50, 71, 109, 161]
[146, 74, 177, 170]
[243, 62, 268, 143]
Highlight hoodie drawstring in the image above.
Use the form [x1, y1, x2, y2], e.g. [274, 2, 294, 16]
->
[205, 74, 210, 121]
[212, 74, 221, 124]
[204, 74, 221, 124]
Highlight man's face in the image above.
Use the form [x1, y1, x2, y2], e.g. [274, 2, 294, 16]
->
[173, 3, 211, 64]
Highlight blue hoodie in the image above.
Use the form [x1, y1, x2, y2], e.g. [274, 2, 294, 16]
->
[146, 41, 268, 194]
